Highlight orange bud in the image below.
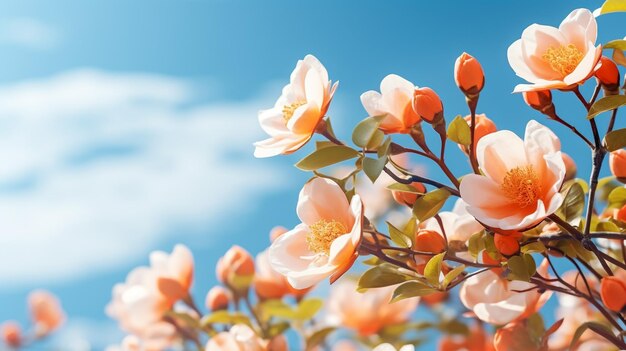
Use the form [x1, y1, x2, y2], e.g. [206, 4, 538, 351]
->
[561, 152, 577, 181]
[1, 321, 21, 347]
[494, 233, 520, 256]
[523, 90, 554, 115]
[454, 52, 485, 96]
[269, 226, 288, 242]
[28, 290, 65, 336]
[609, 149, 626, 180]
[413, 230, 446, 254]
[614, 204, 626, 223]
[461, 114, 496, 155]
[205, 286, 231, 311]
[391, 182, 426, 207]
[600, 276, 626, 312]
[595, 56, 620, 93]
[413, 87, 443, 123]
[157, 277, 187, 303]
[421, 291, 448, 305]
[216, 246, 255, 289]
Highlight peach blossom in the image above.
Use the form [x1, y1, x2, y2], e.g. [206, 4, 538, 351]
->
[254, 55, 337, 158]
[360, 74, 422, 134]
[460, 120, 566, 230]
[1, 321, 21, 347]
[507, 8, 602, 92]
[205, 286, 231, 311]
[459, 260, 551, 325]
[326, 279, 418, 336]
[373, 344, 415, 351]
[610, 149, 626, 178]
[27, 290, 65, 336]
[253, 249, 310, 300]
[205, 324, 265, 351]
[269, 178, 363, 289]
[152, 245, 194, 303]
[270, 226, 289, 242]
[216, 245, 255, 289]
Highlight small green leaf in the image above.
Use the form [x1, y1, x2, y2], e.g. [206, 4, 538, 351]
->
[595, 0, 626, 16]
[305, 327, 336, 351]
[295, 145, 360, 171]
[558, 182, 585, 223]
[604, 39, 626, 50]
[378, 136, 392, 158]
[442, 264, 466, 289]
[201, 311, 252, 327]
[358, 264, 412, 290]
[608, 187, 626, 206]
[588, 95, 626, 119]
[352, 115, 386, 148]
[296, 298, 323, 320]
[412, 188, 451, 222]
[439, 319, 469, 335]
[362, 156, 388, 183]
[447, 115, 472, 145]
[468, 231, 486, 258]
[604, 128, 626, 151]
[507, 254, 536, 282]
[387, 183, 424, 194]
[424, 253, 445, 286]
[597, 220, 621, 232]
[391, 281, 438, 302]
[387, 221, 413, 248]
[521, 241, 547, 254]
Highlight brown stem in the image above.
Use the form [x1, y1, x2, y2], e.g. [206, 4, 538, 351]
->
[466, 97, 480, 174]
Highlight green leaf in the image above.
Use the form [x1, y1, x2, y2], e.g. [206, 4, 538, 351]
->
[387, 221, 413, 248]
[604, 39, 626, 50]
[296, 298, 323, 320]
[570, 322, 614, 350]
[608, 186, 626, 206]
[391, 281, 438, 302]
[424, 253, 445, 286]
[261, 298, 323, 320]
[558, 182, 585, 223]
[468, 231, 486, 258]
[447, 115, 472, 146]
[387, 183, 424, 194]
[201, 311, 252, 327]
[439, 319, 469, 335]
[352, 115, 386, 148]
[362, 156, 388, 183]
[604, 128, 626, 151]
[507, 254, 536, 282]
[378, 136, 392, 158]
[442, 264, 466, 289]
[358, 264, 412, 290]
[295, 145, 360, 171]
[595, 0, 626, 16]
[305, 327, 336, 351]
[521, 241, 547, 254]
[267, 321, 290, 338]
[587, 95, 626, 119]
[412, 188, 451, 222]
[597, 220, 621, 232]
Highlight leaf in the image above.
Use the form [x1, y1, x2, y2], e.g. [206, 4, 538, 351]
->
[305, 327, 336, 351]
[587, 95, 626, 119]
[558, 182, 585, 223]
[442, 264, 466, 289]
[570, 322, 615, 350]
[507, 254, 536, 282]
[521, 241, 547, 254]
[391, 281, 438, 302]
[604, 128, 626, 151]
[296, 298, 323, 320]
[362, 156, 387, 183]
[412, 188, 451, 221]
[447, 115, 472, 145]
[378, 136, 392, 158]
[358, 264, 412, 290]
[295, 145, 360, 171]
[424, 253, 445, 286]
[604, 39, 626, 50]
[352, 115, 386, 148]
[387, 183, 424, 194]
[597, 220, 621, 232]
[387, 221, 413, 248]
[594, 0, 626, 16]
[201, 311, 252, 327]
[468, 231, 486, 258]
[608, 187, 626, 206]
[439, 319, 469, 335]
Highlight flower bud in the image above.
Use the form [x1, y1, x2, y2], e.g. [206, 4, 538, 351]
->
[460, 114, 496, 156]
[413, 230, 446, 254]
[205, 286, 231, 311]
[454, 52, 485, 97]
[523, 90, 554, 115]
[595, 56, 621, 95]
[614, 204, 626, 223]
[494, 233, 519, 256]
[391, 182, 426, 207]
[610, 149, 626, 182]
[421, 291, 449, 305]
[216, 246, 255, 292]
[28, 290, 65, 337]
[269, 226, 288, 242]
[1, 321, 21, 347]
[562, 152, 577, 181]
[600, 276, 626, 312]
[413, 87, 443, 123]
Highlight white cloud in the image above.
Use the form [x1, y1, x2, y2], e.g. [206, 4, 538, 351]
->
[0, 69, 284, 286]
[0, 18, 60, 50]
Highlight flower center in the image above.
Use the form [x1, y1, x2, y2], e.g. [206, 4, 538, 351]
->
[542, 44, 584, 76]
[500, 165, 542, 208]
[282, 101, 306, 122]
[306, 219, 347, 254]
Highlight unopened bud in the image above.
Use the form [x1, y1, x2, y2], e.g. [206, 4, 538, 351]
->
[595, 56, 620, 95]
[1, 322, 21, 347]
[205, 286, 231, 311]
[600, 276, 626, 312]
[216, 246, 255, 293]
[391, 182, 426, 207]
[454, 52, 485, 97]
[413, 230, 446, 254]
[523, 90, 554, 115]
[413, 87, 443, 123]
[610, 149, 626, 183]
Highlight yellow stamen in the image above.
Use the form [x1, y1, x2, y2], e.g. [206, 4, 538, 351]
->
[306, 219, 347, 254]
[542, 44, 584, 76]
[282, 101, 306, 122]
[500, 165, 542, 208]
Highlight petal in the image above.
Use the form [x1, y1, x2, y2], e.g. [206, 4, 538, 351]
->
[559, 8, 597, 48]
[380, 74, 414, 97]
[348, 194, 364, 247]
[563, 44, 602, 85]
[258, 107, 289, 137]
[286, 102, 321, 135]
[473, 293, 528, 325]
[303, 54, 329, 87]
[268, 224, 315, 276]
[360, 90, 386, 117]
[297, 178, 352, 226]
[508, 39, 543, 83]
[476, 130, 527, 183]
[304, 68, 324, 108]
[460, 175, 512, 211]
[521, 24, 566, 57]
[524, 120, 561, 177]
[512, 80, 569, 93]
[253, 134, 310, 158]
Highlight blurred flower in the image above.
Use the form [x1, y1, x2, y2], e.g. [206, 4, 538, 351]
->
[609, 149, 626, 179]
[270, 226, 289, 242]
[373, 344, 415, 351]
[439, 323, 494, 351]
[459, 114, 497, 156]
[460, 120, 565, 230]
[507, 8, 601, 92]
[360, 74, 422, 134]
[413, 87, 443, 123]
[1, 321, 22, 347]
[493, 321, 541, 351]
[269, 178, 363, 289]
[28, 290, 65, 337]
[153, 245, 194, 304]
[205, 286, 231, 312]
[254, 55, 337, 157]
[331, 340, 360, 351]
[454, 52, 485, 96]
[253, 249, 310, 300]
[326, 279, 418, 336]
[459, 260, 551, 325]
[206, 324, 265, 351]
[216, 245, 255, 293]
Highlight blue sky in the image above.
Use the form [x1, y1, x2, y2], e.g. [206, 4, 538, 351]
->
[0, 0, 623, 349]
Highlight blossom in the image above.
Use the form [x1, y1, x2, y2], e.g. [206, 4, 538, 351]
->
[1, 321, 22, 347]
[373, 344, 415, 351]
[507, 8, 602, 92]
[253, 249, 310, 300]
[360, 74, 422, 134]
[269, 178, 363, 289]
[610, 149, 626, 178]
[205, 324, 265, 351]
[254, 55, 337, 158]
[27, 290, 65, 336]
[205, 286, 231, 311]
[422, 198, 484, 254]
[459, 260, 551, 325]
[493, 321, 542, 351]
[326, 279, 418, 336]
[460, 120, 566, 230]
[216, 245, 255, 291]
[152, 245, 194, 303]
[461, 114, 497, 154]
